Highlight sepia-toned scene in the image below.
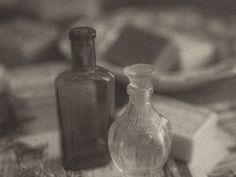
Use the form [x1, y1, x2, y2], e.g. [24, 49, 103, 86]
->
[0, 0, 235, 177]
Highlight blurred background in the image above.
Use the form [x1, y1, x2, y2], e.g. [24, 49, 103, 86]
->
[0, 0, 236, 138]
[0, 0, 236, 176]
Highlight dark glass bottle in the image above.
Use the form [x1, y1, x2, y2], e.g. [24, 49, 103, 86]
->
[55, 27, 115, 170]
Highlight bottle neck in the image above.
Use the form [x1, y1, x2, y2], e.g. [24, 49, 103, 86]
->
[127, 85, 153, 106]
[71, 39, 96, 73]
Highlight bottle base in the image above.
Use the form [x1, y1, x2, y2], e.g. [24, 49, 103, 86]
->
[122, 169, 163, 177]
[63, 154, 111, 171]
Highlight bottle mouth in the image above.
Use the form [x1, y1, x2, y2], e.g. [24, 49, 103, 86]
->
[69, 27, 96, 41]
[123, 64, 157, 89]
[124, 64, 157, 78]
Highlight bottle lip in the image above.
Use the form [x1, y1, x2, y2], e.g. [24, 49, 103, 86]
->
[69, 26, 96, 41]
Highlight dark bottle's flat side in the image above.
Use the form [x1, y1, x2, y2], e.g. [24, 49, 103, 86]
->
[55, 66, 115, 170]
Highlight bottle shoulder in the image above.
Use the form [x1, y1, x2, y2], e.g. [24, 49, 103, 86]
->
[96, 66, 115, 81]
[117, 103, 170, 124]
[55, 66, 115, 85]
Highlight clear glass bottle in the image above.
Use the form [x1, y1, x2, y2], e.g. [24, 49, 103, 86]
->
[55, 27, 115, 170]
[108, 64, 172, 177]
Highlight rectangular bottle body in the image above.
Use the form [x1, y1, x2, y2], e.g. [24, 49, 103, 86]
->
[55, 67, 115, 170]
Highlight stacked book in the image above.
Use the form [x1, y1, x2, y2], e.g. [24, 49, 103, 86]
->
[206, 100, 236, 176]
[152, 96, 235, 177]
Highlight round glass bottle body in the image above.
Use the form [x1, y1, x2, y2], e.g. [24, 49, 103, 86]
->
[108, 64, 172, 177]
